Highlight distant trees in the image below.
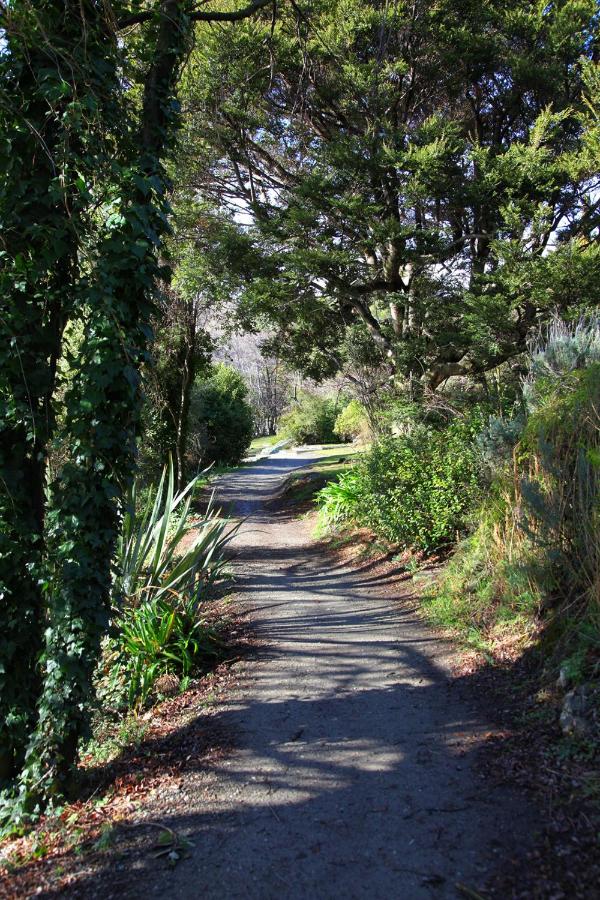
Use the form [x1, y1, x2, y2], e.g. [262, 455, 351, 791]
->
[218, 333, 295, 435]
[181, 0, 600, 388]
[279, 392, 343, 445]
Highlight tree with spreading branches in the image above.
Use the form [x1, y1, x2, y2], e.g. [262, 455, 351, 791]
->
[178, 0, 600, 388]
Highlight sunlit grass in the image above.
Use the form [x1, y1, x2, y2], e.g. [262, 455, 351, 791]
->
[250, 434, 281, 451]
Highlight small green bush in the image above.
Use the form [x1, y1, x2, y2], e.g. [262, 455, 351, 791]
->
[316, 468, 362, 533]
[188, 364, 254, 468]
[333, 399, 371, 442]
[118, 595, 224, 708]
[352, 417, 483, 551]
[316, 414, 483, 551]
[279, 392, 343, 445]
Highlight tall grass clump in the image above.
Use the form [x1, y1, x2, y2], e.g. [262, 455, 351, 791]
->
[428, 319, 600, 670]
[316, 469, 362, 534]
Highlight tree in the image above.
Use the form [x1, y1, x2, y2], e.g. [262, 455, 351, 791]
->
[188, 364, 254, 467]
[179, 0, 599, 389]
[0, 0, 273, 818]
[217, 331, 295, 435]
[0, 0, 134, 795]
[140, 287, 213, 487]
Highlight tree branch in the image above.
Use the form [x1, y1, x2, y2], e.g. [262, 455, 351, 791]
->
[118, 0, 272, 30]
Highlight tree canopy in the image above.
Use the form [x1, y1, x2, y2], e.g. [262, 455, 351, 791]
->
[178, 0, 600, 386]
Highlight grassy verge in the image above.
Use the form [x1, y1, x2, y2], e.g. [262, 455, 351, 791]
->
[279, 449, 363, 507]
[249, 434, 281, 451]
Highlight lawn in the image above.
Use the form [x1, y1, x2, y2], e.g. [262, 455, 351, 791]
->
[249, 434, 281, 451]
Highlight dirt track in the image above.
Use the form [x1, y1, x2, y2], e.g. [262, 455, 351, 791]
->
[93, 451, 536, 898]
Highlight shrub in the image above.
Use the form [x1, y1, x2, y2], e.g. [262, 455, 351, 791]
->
[188, 364, 254, 468]
[107, 462, 239, 707]
[315, 414, 483, 551]
[428, 322, 600, 668]
[525, 317, 600, 412]
[114, 461, 237, 606]
[118, 595, 225, 708]
[315, 469, 362, 533]
[278, 392, 343, 445]
[520, 364, 600, 623]
[424, 488, 546, 653]
[333, 399, 371, 442]
[350, 416, 483, 552]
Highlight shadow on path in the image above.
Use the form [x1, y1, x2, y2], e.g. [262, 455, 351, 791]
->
[58, 451, 537, 900]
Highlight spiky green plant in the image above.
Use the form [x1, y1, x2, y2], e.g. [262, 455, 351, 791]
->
[113, 460, 238, 608]
[108, 462, 240, 707]
[315, 469, 361, 534]
[119, 594, 225, 707]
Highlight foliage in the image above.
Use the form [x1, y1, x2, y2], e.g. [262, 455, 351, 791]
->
[117, 597, 225, 708]
[317, 414, 484, 552]
[179, 0, 599, 388]
[315, 469, 362, 534]
[278, 393, 345, 445]
[139, 290, 213, 486]
[0, 0, 191, 816]
[429, 323, 600, 671]
[188, 364, 254, 468]
[0, 0, 268, 821]
[114, 461, 237, 608]
[0, 0, 131, 792]
[423, 490, 545, 654]
[524, 317, 600, 411]
[333, 400, 371, 443]
[102, 462, 238, 709]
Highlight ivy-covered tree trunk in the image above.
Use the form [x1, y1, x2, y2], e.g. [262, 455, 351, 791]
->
[0, 0, 99, 782]
[18, 0, 194, 804]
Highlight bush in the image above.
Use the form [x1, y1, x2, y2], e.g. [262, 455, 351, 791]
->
[333, 399, 371, 442]
[315, 468, 362, 533]
[424, 489, 545, 653]
[188, 364, 254, 468]
[358, 417, 482, 551]
[278, 392, 344, 445]
[428, 321, 600, 669]
[317, 415, 483, 551]
[118, 595, 225, 708]
[106, 462, 239, 707]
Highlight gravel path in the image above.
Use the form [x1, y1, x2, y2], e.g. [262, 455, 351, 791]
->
[119, 451, 535, 898]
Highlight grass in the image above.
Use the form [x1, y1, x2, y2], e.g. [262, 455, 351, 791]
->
[280, 451, 363, 507]
[250, 434, 281, 451]
[312, 447, 362, 465]
[294, 443, 366, 458]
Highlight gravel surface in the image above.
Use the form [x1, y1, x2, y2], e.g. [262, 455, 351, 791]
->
[86, 450, 537, 899]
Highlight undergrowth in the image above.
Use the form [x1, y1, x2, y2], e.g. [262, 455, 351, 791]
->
[316, 413, 483, 551]
[426, 327, 600, 679]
